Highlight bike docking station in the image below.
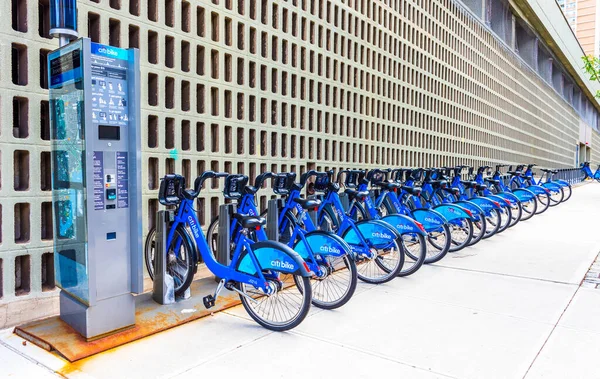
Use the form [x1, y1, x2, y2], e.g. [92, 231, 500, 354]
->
[12, 0, 240, 363]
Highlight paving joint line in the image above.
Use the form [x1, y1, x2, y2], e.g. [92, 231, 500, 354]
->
[289, 328, 459, 379]
[521, 284, 582, 378]
[431, 264, 578, 286]
[0, 337, 65, 378]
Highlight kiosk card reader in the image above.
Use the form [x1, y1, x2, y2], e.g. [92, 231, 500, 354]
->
[48, 38, 143, 339]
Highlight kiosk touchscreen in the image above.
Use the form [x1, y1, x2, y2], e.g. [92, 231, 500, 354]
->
[48, 38, 143, 339]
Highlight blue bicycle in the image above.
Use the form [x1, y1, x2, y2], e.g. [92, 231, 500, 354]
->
[341, 169, 432, 274]
[144, 172, 313, 331]
[508, 165, 551, 214]
[486, 165, 538, 221]
[278, 170, 406, 284]
[402, 168, 478, 251]
[206, 172, 358, 310]
[581, 162, 600, 182]
[521, 164, 564, 206]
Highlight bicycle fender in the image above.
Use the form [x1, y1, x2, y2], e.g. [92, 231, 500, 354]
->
[526, 185, 550, 196]
[553, 180, 570, 188]
[466, 197, 500, 216]
[237, 241, 312, 277]
[511, 188, 536, 202]
[381, 214, 427, 236]
[293, 231, 355, 260]
[491, 192, 520, 206]
[541, 182, 562, 193]
[342, 220, 400, 249]
[432, 203, 474, 221]
[411, 208, 448, 232]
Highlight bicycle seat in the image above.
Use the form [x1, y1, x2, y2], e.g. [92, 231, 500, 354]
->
[402, 186, 422, 196]
[524, 175, 532, 180]
[507, 171, 521, 176]
[233, 213, 266, 229]
[293, 197, 321, 210]
[484, 178, 501, 186]
[460, 180, 477, 188]
[344, 188, 370, 200]
[374, 181, 401, 191]
[540, 169, 552, 173]
[429, 180, 447, 188]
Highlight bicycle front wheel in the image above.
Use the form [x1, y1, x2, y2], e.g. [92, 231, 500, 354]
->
[295, 254, 357, 310]
[449, 218, 474, 251]
[535, 193, 550, 214]
[397, 232, 427, 277]
[238, 273, 312, 332]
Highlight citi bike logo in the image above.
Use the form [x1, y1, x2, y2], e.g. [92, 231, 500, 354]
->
[320, 245, 341, 254]
[188, 216, 201, 238]
[371, 231, 392, 239]
[424, 217, 440, 225]
[336, 208, 344, 220]
[97, 47, 119, 57]
[396, 224, 414, 231]
[270, 259, 295, 271]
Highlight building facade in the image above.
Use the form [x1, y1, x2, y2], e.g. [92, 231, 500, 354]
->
[1, 0, 600, 328]
[557, 0, 600, 56]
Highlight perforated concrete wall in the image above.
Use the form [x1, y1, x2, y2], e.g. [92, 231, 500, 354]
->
[1, 0, 599, 327]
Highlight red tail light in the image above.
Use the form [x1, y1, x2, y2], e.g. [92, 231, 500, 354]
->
[492, 201, 500, 207]
[415, 221, 426, 233]
[465, 209, 473, 217]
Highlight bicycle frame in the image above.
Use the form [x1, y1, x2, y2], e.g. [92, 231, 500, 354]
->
[234, 193, 350, 276]
[168, 198, 306, 293]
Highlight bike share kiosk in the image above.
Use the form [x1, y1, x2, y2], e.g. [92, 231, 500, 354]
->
[48, 37, 143, 339]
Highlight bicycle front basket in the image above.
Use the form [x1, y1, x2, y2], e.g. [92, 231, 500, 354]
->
[273, 173, 296, 195]
[313, 174, 330, 192]
[159, 174, 186, 206]
[224, 174, 248, 199]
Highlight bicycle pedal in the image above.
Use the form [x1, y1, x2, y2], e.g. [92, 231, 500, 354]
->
[203, 295, 216, 309]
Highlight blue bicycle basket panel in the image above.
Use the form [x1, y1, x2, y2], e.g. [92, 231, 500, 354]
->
[491, 193, 518, 206]
[467, 198, 497, 216]
[411, 209, 447, 232]
[381, 214, 426, 236]
[237, 247, 299, 276]
[527, 185, 549, 195]
[293, 232, 350, 260]
[434, 204, 473, 222]
[343, 221, 396, 249]
[512, 189, 536, 202]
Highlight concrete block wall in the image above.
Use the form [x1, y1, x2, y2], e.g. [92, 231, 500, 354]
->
[0, 0, 598, 328]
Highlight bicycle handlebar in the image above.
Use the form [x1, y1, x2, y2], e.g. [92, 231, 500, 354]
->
[299, 170, 328, 189]
[253, 171, 274, 189]
[189, 171, 228, 198]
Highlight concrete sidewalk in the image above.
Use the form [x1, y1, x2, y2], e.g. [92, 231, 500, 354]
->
[2, 183, 600, 379]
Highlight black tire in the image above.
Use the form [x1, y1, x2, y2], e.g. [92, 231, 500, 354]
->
[206, 216, 220, 256]
[448, 217, 474, 252]
[467, 214, 485, 247]
[546, 186, 564, 206]
[495, 205, 512, 234]
[535, 192, 550, 214]
[508, 201, 522, 228]
[238, 273, 312, 332]
[380, 201, 450, 265]
[519, 196, 537, 221]
[144, 225, 196, 297]
[321, 208, 404, 284]
[294, 254, 358, 310]
[561, 184, 572, 202]
[481, 208, 501, 239]
[357, 201, 426, 276]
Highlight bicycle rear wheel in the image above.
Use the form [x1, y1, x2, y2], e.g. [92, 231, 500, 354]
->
[144, 225, 196, 297]
[561, 184, 572, 202]
[547, 187, 564, 206]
